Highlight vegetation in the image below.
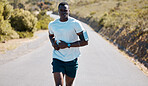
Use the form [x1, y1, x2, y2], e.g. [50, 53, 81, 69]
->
[0, 0, 53, 41]
[63, 0, 148, 66]
[0, 0, 19, 42]
[36, 10, 54, 30]
[9, 8, 37, 38]
[10, 9, 37, 32]
[97, 0, 148, 63]
[1, 0, 147, 67]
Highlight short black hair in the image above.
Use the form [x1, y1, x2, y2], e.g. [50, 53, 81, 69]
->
[58, 2, 69, 8]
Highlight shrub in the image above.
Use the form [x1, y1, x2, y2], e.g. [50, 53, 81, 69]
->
[36, 10, 53, 30]
[0, 20, 19, 42]
[0, 2, 4, 21]
[0, 0, 19, 42]
[36, 10, 47, 20]
[3, 3, 13, 20]
[0, 2, 4, 16]
[18, 3, 25, 9]
[36, 15, 53, 30]
[10, 9, 37, 32]
[90, 11, 96, 16]
[0, 0, 13, 20]
[44, 1, 53, 5]
[17, 31, 33, 38]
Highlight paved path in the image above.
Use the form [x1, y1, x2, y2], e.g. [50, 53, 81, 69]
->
[0, 14, 148, 86]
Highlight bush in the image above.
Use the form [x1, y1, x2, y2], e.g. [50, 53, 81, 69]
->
[36, 10, 53, 30]
[0, 0, 19, 42]
[36, 10, 47, 20]
[0, 2, 4, 21]
[90, 11, 96, 16]
[10, 9, 37, 32]
[0, 2, 4, 15]
[0, 20, 19, 42]
[3, 3, 13, 20]
[17, 31, 33, 38]
[18, 3, 25, 9]
[0, 0, 13, 20]
[36, 15, 53, 30]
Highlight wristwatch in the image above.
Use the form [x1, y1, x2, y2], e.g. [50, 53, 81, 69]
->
[67, 43, 71, 48]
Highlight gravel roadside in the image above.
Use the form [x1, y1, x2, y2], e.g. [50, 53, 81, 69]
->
[0, 30, 49, 65]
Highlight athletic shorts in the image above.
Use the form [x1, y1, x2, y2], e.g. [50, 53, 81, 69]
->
[51, 58, 78, 78]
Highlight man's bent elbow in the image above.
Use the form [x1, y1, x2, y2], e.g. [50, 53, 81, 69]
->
[85, 41, 88, 45]
[81, 41, 88, 46]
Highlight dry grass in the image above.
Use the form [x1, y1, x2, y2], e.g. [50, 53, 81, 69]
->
[0, 30, 46, 54]
[66, 0, 148, 73]
[70, 0, 117, 18]
[0, 41, 18, 53]
[0, 37, 35, 54]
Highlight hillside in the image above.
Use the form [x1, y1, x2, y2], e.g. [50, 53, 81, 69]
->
[66, 0, 148, 68]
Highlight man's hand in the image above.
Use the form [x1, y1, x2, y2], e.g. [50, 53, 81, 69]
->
[58, 40, 68, 49]
[52, 41, 60, 50]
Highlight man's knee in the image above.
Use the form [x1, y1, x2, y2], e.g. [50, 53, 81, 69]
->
[55, 79, 63, 86]
[56, 83, 62, 86]
[66, 83, 73, 86]
[66, 76, 75, 86]
[55, 79, 62, 86]
[54, 72, 64, 86]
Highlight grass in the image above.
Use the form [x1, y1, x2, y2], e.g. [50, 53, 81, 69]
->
[69, 0, 117, 18]
[0, 30, 47, 54]
[0, 39, 21, 54]
[62, 0, 148, 66]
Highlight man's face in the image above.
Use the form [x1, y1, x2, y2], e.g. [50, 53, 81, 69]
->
[58, 5, 69, 19]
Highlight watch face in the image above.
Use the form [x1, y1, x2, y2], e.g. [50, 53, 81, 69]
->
[68, 43, 71, 48]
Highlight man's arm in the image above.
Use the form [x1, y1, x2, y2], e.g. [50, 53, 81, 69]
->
[49, 32, 60, 50]
[58, 31, 88, 49]
[70, 31, 88, 47]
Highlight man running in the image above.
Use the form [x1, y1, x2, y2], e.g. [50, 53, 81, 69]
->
[48, 2, 88, 86]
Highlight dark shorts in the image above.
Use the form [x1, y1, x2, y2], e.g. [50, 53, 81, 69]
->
[51, 58, 78, 78]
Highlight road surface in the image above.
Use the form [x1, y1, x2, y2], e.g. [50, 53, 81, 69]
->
[0, 14, 148, 86]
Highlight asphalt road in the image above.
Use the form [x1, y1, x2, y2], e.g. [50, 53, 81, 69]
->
[0, 14, 148, 86]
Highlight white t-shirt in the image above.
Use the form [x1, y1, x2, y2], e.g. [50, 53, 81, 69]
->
[48, 17, 84, 62]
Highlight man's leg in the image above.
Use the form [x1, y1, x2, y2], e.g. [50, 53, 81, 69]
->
[53, 72, 64, 86]
[65, 58, 78, 86]
[66, 75, 75, 86]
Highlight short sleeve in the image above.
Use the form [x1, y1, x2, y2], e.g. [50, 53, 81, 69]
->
[74, 20, 84, 33]
[48, 22, 54, 35]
